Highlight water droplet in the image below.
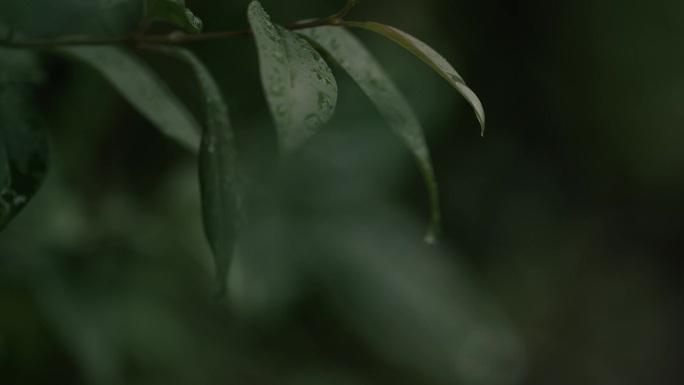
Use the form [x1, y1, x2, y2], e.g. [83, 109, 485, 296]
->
[13, 195, 26, 206]
[272, 50, 285, 63]
[270, 84, 285, 95]
[317, 92, 333, 112]
[276, 104, 288, 117]
[369, 78, 384, 90]
[305, 114, 323, 129]
[185, 10, 203, 31]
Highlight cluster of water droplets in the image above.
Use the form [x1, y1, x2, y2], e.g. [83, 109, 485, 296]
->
[249, 2, 339, 150]
[184, 9, 203, 33]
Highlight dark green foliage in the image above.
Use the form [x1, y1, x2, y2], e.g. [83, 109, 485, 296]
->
[0, 1, 529, 384]
[0, 0, 484, 284]
[144, 0, 203, 34]
[0, 49, 49, 230]
[2, 1, 683, 384]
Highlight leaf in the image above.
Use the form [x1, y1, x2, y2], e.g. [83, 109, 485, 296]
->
[147, 45, 242, 295]
[247, 1, 338, 153]
[342, 21, 485, 136]
[58, 46, 201, 152]
[0, 49, 49, 231]
[299, 26, 441, 240]
[145, 0, 203, 34]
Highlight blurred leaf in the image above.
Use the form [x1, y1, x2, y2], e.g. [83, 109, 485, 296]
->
[145, 0, 203, 34]
[299, 26, 441, 240]
[148, 45, 242, 295]
[0, 49, 49, 231]
[247, 0, 338, 153]
[343, 21, 485, 135]
[312, 214, 525, 385]
[58, 46, 201, 152]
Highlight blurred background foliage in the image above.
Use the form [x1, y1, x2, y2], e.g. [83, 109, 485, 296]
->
[1, 0, 684, 384]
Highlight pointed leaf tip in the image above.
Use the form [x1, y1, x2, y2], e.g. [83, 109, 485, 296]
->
[145, 0, 203, 34]
[299, 26, 441, 235]
[343, 21, 485, 136]
[147, 46, 242, 296]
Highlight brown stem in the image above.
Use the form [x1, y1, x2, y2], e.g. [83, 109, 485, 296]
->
[0, 6, 349, 49]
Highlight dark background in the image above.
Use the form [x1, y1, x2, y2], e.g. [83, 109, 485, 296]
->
[1, 0, 683, 384]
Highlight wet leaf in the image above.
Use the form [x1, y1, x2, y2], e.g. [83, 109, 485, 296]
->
[145, 0, 203, 34]
[343, 21, 485, 136]
[0, 49, 49, 231]
[247, 1, 338, 153]
[58, 46, 201, 152]
[149, 46, 242, 295]
[299, 26, 441, 239]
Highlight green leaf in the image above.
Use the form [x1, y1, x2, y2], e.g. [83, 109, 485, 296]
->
[147, 46, 242, 296]
[0, 50, 49, 231]
[247, 1, 338, 153]
[58, 46, 201, 152]
[145, 0, 203, 34]
[342, 21, 485, 136]
[299, 26, 441, 240]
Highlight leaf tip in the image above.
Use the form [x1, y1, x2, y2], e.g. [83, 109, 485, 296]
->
[424, 224, 440, 245]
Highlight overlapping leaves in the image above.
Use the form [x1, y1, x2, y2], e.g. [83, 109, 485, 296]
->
[299, 25, 442, 239]
[1, 0, 486, 283]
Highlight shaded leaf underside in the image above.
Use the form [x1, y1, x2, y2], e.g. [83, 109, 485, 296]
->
[58, 46, 202, 152]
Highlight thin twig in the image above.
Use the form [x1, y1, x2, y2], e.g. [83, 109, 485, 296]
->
[0, 3, 352, 49]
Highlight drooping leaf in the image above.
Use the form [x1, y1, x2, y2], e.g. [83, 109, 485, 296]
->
[0, 49, 49, 230]
[145, 0, 203, 34]
[342, 21, 485, 136]
[247, 0, 338, 153]
[299, 26, 441, 240]
[147, 45, 242, 295]
[58, 46, 201, 152]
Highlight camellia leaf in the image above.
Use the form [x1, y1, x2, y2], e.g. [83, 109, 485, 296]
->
[58, 46, 201, 152]
[341, 21, 485, 136]
[145, 0, 203, 34]
[299, 26, 441, 240]
[147, 45, 242, 295]
[247, 0, 338, 153]
[0, 49, 49, 231]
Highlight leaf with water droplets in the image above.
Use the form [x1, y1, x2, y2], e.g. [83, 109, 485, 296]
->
[148, 46, 242, 296]
[0, 49, 49, 231]
[300, 26, 441, 239]
[58, 46, 201, 152]
[247, 1, 338, 153]
[145, 0, 203, 34]
[342, 21, 485, 136]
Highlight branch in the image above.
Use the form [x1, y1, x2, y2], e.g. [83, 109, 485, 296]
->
[0, 4, 352, 49]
